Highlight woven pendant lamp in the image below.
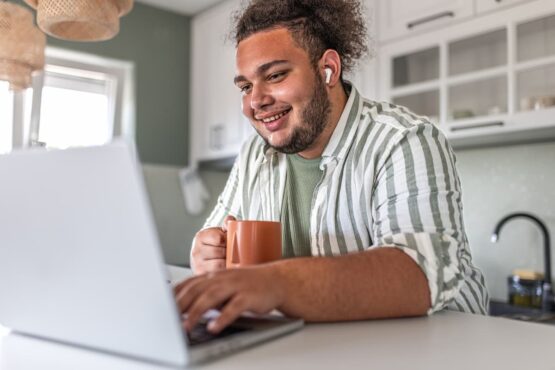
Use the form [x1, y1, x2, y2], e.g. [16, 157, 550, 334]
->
[23, 0, 133, 42]
[0, 2, 46, 90]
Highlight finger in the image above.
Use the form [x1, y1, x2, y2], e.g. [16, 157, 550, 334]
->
[202, 259, 225, 273]
[173, 273, 205, 297]
[190, 259, 225, 276]
[200, 246, 226, 260]
[175, 275, 211, 314]
[222, 215, 237, 232]
[207, 294, 247, 334]
[200, 230, 226, 247]
[185, 287, 235, 332]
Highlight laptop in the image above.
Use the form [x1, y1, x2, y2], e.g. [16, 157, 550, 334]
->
[0, 142, 303, 367]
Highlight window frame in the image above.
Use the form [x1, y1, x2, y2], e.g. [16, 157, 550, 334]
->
[11, 46, 136, 149]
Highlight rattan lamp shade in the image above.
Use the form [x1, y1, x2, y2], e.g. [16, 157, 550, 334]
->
[0, 2, 46, 90]
[23, 0, 133, 42]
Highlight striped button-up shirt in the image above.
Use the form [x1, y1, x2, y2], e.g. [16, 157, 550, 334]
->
[203, 85, 489, 315]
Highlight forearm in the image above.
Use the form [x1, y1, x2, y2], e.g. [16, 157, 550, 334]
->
[272, 248, 431, 321]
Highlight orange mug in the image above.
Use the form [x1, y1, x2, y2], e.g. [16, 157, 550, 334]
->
[226, 220, 282, 268]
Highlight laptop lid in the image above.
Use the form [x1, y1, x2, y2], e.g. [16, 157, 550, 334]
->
[0, 142, 189, 367]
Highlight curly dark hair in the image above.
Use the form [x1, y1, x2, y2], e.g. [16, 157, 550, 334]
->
[231, 0, 368, 73]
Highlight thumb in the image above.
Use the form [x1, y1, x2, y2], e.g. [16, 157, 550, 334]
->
[222, 215, 237, 232]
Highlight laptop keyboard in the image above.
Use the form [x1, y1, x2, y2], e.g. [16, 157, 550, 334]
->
[187, 323, 248, 346]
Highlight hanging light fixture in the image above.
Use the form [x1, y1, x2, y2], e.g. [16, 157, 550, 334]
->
[23, 0, 134, 42]
[0, 1, 46, 91]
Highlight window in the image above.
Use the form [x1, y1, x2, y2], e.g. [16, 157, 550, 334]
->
[37, 66, 114, 149]
[0, 47, 135, 153]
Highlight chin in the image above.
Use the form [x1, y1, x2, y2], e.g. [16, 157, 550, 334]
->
[266, 132, 292, 148]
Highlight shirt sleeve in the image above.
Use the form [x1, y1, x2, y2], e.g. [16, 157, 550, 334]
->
[202, 157, 242, 229]
[189, 156, 243, 271]
[370, 123, 488, 314]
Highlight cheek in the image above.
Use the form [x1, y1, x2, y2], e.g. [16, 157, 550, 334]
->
[241, 96, 252, 118]
[271, 81, 312, 108]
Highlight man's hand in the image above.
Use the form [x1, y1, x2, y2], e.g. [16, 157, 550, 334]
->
[180, 248, 430, 335]
[190, 216, 236, 274]
[174, 265, 286, 334]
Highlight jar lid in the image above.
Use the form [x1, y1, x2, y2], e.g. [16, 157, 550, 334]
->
[512, 269, 544, 280]
[508, 275, 544, 286]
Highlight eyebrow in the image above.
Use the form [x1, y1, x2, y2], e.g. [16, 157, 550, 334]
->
[233, 60, 289, 85]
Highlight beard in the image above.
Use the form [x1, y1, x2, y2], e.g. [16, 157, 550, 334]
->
[257, 72, 332, 154]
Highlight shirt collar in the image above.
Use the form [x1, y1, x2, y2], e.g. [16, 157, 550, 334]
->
[259, 82, 362, 161]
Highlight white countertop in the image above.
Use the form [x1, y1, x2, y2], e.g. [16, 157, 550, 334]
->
[2, 266, 555, 369]
[2, 309, 555, 369]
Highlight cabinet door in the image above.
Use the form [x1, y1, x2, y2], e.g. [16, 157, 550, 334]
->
[475, 0, 531, 14]
[346, 0, 379, 99]
[379, 0, 474, 42]
[515, 13, 555, 113]
[190, 0, 248, 164]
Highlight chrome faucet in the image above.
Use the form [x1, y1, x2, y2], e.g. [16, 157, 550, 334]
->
[491, 212, 553, 312]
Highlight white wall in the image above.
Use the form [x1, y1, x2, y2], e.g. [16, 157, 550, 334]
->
[456, 141, 555, 301]
[141, 164, 228, 266]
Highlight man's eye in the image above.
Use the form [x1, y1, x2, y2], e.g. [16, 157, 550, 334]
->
[268, 72, 286, 81]
[239, 84, 251, 94]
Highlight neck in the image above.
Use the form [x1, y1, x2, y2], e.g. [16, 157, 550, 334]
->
[298, 83, 349, 159]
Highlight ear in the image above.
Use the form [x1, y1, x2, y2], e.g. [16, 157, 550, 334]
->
[318, 49, 342, 87]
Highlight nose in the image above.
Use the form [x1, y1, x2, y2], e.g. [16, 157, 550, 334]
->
[249, 84, 273, 111]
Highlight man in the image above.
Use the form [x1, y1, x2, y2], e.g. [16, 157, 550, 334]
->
[175, 0, 489, 334]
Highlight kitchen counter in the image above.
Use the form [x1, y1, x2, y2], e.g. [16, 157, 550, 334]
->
[1, 310, 555, 370]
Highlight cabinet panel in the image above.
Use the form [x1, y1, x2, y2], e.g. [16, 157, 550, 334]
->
[517, 64, 555, 112]
[448, 28, 507, 76]
[393, 90, 440, 122]
[393, 47, 439, 87]
[379, 0, 474, 42]
[475, 0, 530, 14]
[517, 13, 555, 62]
[345, 0, 379, 99]
[190, 0, 250, 164]
[448, 76, 508, 120]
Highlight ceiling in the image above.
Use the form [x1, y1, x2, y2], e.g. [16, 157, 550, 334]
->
[136, 0, 227, 15]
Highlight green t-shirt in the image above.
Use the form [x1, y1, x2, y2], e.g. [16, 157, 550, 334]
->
[281, 154, 322, 258]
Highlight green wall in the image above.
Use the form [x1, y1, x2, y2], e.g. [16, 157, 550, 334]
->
[17, 1, 191, 166]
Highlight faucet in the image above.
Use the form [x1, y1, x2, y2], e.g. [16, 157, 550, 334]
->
[491, 212, 553, 312]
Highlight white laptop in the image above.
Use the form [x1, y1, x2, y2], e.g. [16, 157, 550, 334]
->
[0, 142, 303, 367]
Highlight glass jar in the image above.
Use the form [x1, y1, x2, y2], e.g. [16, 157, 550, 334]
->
[508, 275, 543, 308]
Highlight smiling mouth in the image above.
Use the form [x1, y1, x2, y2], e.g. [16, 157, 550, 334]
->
[257, 108, 291, 123]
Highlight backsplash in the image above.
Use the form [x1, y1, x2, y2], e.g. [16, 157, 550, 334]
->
[142, 140, 555, 302]
[456, 141, 555, 301]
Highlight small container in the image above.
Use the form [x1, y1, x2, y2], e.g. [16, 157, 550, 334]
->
[508, 275, 543, 308]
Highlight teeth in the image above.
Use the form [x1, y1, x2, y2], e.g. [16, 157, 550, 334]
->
[261, 110, 289, 123]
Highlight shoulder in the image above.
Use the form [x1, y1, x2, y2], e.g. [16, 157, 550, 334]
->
[354, 98, 450, 164]
[360, 98, 434, 133]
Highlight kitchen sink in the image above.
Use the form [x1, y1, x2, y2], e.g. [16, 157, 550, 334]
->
[490, 300, 555, 325]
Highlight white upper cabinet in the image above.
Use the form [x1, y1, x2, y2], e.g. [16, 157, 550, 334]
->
[378, 0, 555, 148]
[345, 0, 379, 99]
[190, 0, 253, 164]
[475, 0, 531, 15]
[378, 0, 474, 42]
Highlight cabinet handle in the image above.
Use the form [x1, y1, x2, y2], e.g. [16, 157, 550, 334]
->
[450, 121, 504, 132]
[407, 11, 455, 29]
[210, 124, 224, 150]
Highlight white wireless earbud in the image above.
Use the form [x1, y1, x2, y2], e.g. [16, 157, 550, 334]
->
[325, 68, 332, 84]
